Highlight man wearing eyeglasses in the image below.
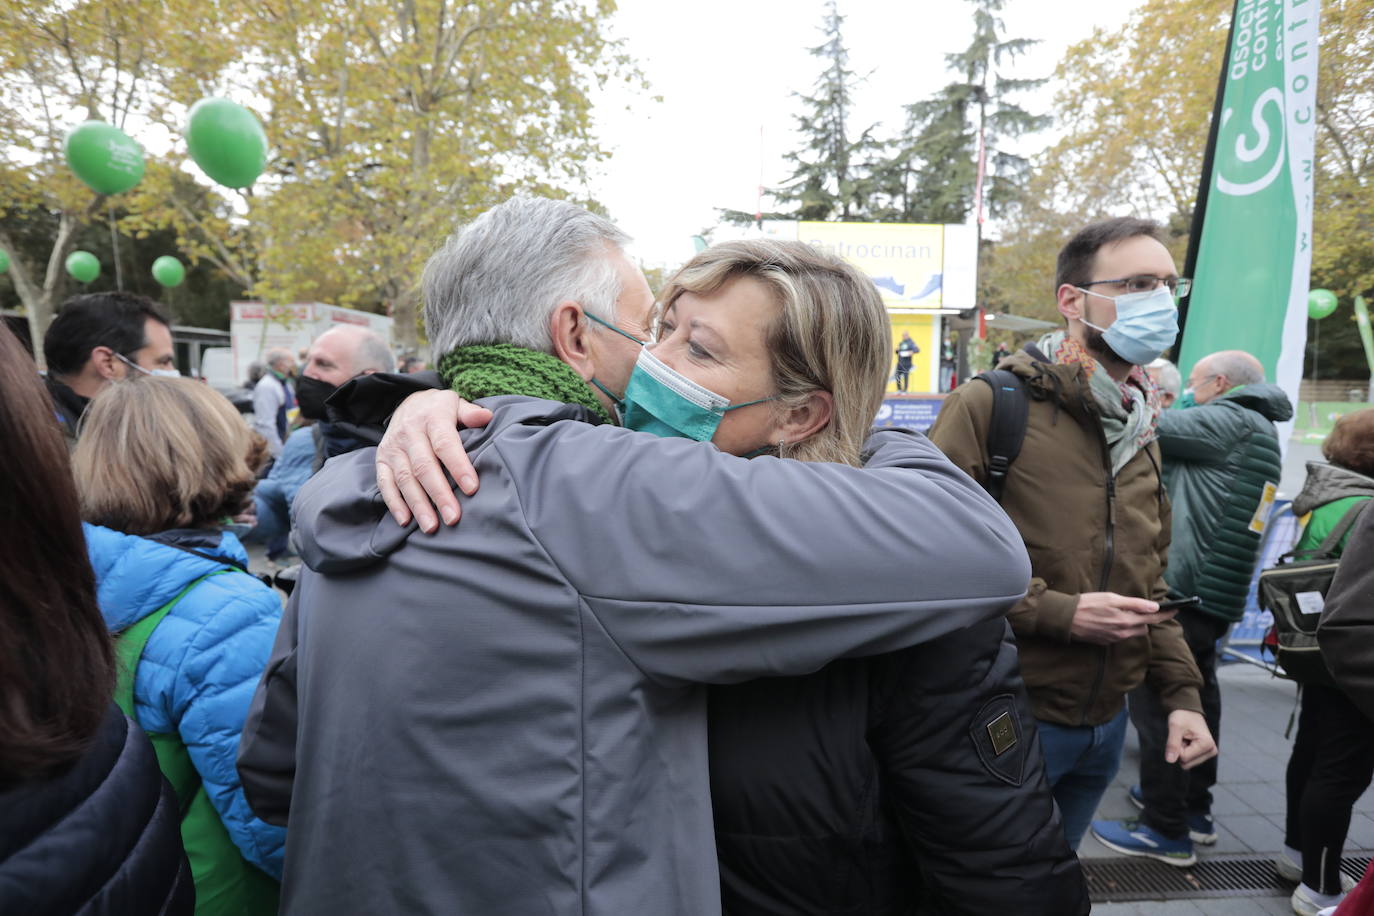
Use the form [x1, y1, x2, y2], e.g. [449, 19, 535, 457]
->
[41, 291, 177, 450]
[1092, 349, 1290, 867]
[929, 217, 1216, 856]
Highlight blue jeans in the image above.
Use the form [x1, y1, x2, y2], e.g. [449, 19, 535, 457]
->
[1037, 707, 1130, 849]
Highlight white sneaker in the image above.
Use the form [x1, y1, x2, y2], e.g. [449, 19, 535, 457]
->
[1277, 850, 1303, 883]
[1277, 854, 1357, 892]
[1292, 883, 1345, 916]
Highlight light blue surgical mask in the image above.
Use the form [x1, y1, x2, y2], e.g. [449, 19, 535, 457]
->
[116, 352, 180, 378]
[620, 347, 777, 442]
[1077, 285, 1179, 366]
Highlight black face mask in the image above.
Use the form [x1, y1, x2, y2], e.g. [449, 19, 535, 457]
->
[295, 374, 339, 421]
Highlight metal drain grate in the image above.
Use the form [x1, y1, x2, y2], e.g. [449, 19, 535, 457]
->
[1084, 852, 1372, 901]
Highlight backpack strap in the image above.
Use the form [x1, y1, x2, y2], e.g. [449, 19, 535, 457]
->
[974, 369, 1029, 503]
[1289, 500, 1369, 562]
[113, 571, 232, 719]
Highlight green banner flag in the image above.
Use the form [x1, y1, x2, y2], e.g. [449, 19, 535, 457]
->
[1177, 0, 1321, 428]
[1356, 295, 1374, 399]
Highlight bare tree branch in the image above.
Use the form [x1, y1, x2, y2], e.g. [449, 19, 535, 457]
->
[1316, 101, 1360, 183]
[171, 195, 257, 289]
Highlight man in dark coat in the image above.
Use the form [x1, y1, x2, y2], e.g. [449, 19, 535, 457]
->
[41, 292, 176, 449]
[1094, 350, 1292, 863]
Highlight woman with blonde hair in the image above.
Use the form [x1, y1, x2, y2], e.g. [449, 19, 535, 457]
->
[73, 375, 285, 915]
[351, 237, 1088, 913]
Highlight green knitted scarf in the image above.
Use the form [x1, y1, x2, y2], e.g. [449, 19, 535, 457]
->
[437, 343, 613, 424]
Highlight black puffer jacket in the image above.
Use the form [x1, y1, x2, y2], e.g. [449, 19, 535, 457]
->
[708, 618, 1088, 915]
[0, 705, 194, 915]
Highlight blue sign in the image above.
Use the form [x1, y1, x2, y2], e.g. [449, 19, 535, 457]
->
[874, 396, 944, 433]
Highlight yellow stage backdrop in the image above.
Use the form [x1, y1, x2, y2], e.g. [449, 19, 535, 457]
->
[799, 222, 944, 393]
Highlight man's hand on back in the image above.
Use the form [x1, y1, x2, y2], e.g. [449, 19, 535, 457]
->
[1069, 592, 1177, 644]
[375, 390, 492, 533]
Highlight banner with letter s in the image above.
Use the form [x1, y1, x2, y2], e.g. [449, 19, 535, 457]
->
[1178, 0, 1320, 436]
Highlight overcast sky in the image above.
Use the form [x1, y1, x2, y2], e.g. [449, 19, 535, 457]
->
[587, 0, 1144, 269]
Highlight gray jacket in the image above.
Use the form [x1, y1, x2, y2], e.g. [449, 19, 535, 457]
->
[238, 396, 1031, 916]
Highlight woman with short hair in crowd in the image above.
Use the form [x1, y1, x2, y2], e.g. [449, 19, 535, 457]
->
[72, 374, 286, 915]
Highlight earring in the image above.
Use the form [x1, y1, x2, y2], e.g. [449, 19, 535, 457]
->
[778, 439, 786, 451]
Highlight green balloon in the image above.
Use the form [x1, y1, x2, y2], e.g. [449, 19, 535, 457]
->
[0, 249, 8, 273]
[65, 250, 100, 284]
[64, 121, 145, 195]
[151, 255, 186, 287]
[1308, 288, 1339, 320]
[186, 98, 268, 189]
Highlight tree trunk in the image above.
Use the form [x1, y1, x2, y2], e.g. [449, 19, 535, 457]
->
[1, 201, 97, 367]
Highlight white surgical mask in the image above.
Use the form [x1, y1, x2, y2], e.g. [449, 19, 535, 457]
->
[116, 352, 180, 378]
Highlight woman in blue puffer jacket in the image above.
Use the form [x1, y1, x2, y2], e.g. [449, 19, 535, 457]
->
[72, 373, 286, 915]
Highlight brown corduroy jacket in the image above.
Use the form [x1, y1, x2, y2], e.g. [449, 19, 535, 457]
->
[928, 347, 1203, 727]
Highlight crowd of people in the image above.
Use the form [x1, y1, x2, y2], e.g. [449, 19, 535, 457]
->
[1, 195, 1371, 916]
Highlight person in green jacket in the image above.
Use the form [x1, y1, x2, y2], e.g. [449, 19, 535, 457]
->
[1280, 407, 1374, 916]
[1094, 350, 1293, 864]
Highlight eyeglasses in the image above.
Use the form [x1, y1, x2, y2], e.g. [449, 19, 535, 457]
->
[1081, 275, 1192, 297]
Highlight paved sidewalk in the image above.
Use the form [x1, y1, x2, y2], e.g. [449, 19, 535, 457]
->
[1083, 662, 1374, 914]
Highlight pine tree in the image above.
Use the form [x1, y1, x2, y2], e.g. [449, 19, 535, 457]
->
[879, 0, 1048, 224]
[771, 1, 877, 221]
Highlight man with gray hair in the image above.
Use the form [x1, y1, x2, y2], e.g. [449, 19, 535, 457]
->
[1093, 349, 1294, 863]
[251, 348, 297, 456]
[238, 196, 1037, 914]
[246, 325, 395, 561]
[1147, 357, 1183, 408]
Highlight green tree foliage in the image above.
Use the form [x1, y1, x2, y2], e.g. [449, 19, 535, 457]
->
[0, 0, 229, 359]
[0, 203, 240, 335]
[983, 0, 1374, 379]
[770, 1, 878, 222]
[871, 0, 1047, 225]
[0, 0, 640, 357]
[233, 0, 640, 350]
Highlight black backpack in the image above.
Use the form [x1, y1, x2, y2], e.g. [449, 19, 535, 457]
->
[1258, 500, 1369, 686]
[972, 369, 1029, 503]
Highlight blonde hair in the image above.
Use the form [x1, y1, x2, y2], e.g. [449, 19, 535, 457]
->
[73, 376, 266, 535]
[658, 239, 889, 467]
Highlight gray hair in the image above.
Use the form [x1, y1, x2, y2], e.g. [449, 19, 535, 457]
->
[352, 330, 395, 374]
[1146, 357, 1182, 398]
[265, 348, 295, 371]
[310, 325, 395, 376]
[1204, 350, 1264, 387]
[423, 196, 631, 357]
